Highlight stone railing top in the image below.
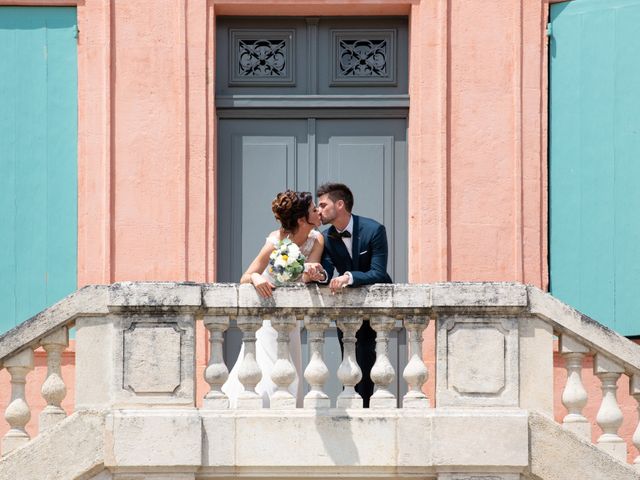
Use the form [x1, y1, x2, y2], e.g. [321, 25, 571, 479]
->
[1, 282, 639, 375]
[0, 285, 109, 364]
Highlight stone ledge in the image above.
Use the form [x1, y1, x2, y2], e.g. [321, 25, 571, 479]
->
[200, 408, 528, 470]
[528, 286, 640, 374]
[528, 412, 640, 480]
[0, 285, 109, 363]
[0, 410, 105, 479]
[108, 282, 202, 312]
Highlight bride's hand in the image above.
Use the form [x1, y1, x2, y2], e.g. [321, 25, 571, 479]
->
[303, 263, 326, 282]
[251, 272, 275, 298]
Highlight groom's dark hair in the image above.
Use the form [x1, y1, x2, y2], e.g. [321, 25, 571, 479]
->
[316, 183, 354, 213]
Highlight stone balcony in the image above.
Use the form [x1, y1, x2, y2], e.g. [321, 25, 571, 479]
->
[1, 282, 640, 480]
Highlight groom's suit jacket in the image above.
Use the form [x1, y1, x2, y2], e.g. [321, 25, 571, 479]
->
[320, 214, 392, 286]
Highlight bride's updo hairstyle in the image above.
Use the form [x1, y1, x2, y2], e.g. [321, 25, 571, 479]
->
[272, 190, 313, 232]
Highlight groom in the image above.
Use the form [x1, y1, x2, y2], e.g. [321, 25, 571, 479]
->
[315, 182, 392, 407]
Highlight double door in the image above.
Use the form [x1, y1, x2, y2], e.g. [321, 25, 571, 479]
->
[217, 117, 407, 283]
[217, 116, 408, 403]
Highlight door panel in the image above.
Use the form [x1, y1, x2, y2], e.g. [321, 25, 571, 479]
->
[317, 118, 407, 282]
[217, 119, 308, 283]
[549, 0, 640, 335]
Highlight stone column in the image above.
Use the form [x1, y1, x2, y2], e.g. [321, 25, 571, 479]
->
[303, 315, 331, 409]
[270, 314, 298, 409]
[336, 316, 363, 409]
[39, 327, 69, 431]
[2, 348, 34, 455]
[236, 315, 264, 409]
[403, 315, 430, 408]
[559, 334, 590, 439]
[631, 375, 640, 472]
[594, 354, 626, 462]
[203, 315, 230, 409]
[369, 315, 397, 408]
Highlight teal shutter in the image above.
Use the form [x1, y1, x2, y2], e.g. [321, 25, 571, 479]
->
[0, 7, 78, 333]
[549, 0, 640, 335]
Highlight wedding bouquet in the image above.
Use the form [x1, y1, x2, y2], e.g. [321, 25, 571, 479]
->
[268, 238, 306, 285]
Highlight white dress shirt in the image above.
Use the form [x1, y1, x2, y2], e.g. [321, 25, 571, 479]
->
[336, 216, 354, 285]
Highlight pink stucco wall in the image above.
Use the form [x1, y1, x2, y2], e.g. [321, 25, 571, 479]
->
[69, 0, 548, 288]
[3, 0, 638, 464]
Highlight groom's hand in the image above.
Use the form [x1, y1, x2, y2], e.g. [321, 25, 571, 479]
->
[305, 263, 326, 282]
[329, 274, 350, 293]
[251, 273, 275, 298]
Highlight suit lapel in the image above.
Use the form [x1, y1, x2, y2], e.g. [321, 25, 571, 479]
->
[351, 215, 360, 271]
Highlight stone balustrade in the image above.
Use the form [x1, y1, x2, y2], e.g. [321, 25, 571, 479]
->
[0, 282, 640, 479]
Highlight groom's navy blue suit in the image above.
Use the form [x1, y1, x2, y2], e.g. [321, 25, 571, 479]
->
[321, 215, 392, 407]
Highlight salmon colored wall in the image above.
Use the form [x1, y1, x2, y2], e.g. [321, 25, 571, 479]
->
[69, 0, 548, 288]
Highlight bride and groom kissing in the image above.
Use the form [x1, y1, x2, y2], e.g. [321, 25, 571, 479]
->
[222, 182, 392, 408]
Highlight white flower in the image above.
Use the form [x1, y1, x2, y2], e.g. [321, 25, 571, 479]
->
[288, 243, 300, 258]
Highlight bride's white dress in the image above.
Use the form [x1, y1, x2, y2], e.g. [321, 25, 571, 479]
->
[222, 229, 321, 408]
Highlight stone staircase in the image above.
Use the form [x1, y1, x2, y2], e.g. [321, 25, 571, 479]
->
[0, 282, 639, 480]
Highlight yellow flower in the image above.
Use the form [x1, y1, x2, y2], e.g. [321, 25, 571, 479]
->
[282, 254, 288, 261]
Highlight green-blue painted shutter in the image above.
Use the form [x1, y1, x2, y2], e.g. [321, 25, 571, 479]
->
[550, 0, 640, 335]
[0, 7, 77, 333]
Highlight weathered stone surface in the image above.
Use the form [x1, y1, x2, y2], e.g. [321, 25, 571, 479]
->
[104, 410, 202, 469]
[519, 317, 554, 416]
[0, 285, 109, 361]
[113, 315, 195, 406]
[0, 410, 104, 480]
[438, 475, 519, 480]
[528, 286, 640, 373]
[75, 317, 116, 410]
[123, 323, 182, 394]
[431, 410, 528, 468]
[202, 283, 238, 313]
[431, 282, 527, 308]
[109, 282, 202, 311]
[200, 409, 525, 474]
[528, 412, 640, 480]
[392, 284, 432, 309]
[76, 313, 196, 409]
[449, 325, 505, 394]
[437, 316, 518, 407]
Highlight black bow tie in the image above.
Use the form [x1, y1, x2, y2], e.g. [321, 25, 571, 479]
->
[330, 229, 351, 240]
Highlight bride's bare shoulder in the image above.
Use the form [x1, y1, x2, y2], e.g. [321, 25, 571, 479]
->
[266, 230, 283, 243]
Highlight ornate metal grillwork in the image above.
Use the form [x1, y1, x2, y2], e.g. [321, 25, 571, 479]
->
[238, 39, 288, 77]
[338, 39, 388, 77]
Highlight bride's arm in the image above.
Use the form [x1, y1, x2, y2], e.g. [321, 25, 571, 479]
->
[240, 241, 276, 297]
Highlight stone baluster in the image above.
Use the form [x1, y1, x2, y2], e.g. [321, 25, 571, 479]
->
[2, 348, 34, 455]
[39, 327, 69, 431]
[336, 316, 364, 408]
[369, 315, 397, 408]
[631, 375, 640, 471]
[402, 315, 430, 408]
[270, 314, 298, 409]
[594, 354, 626, 461]
[559, 334, 590, 439]
[303, 315, 331, 409]
[203, 315, 230, 409]
[236, 315, 264, 409]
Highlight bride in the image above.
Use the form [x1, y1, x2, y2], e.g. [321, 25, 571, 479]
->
[222, 190, 326, 407]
